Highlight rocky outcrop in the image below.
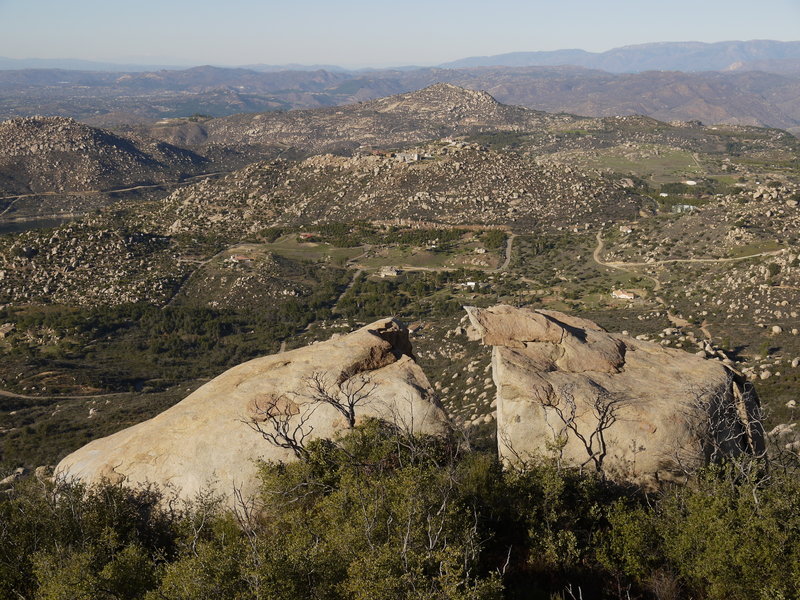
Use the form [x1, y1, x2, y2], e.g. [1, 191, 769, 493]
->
[195, 84, 548, 154]
[56, 319, 448, 504]
[465, 305, 764, 485]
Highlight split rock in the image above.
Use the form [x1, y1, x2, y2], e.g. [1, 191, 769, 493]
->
[466, 305, 764, 486]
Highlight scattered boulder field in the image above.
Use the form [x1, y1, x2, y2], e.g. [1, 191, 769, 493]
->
[0, 116, 207, 196]
[56, 306, 766, 503]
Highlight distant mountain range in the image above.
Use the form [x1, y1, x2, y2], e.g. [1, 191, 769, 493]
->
[1, 41, 800, 135]
[440, 40, 800, 72]
[2, 64, 798, 134]
[0, 57, 189, 72]
[2, 40, 799, 74]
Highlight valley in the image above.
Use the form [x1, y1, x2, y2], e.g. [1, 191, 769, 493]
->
[2, 23, 800, 596]
[1, 84, 798, 473]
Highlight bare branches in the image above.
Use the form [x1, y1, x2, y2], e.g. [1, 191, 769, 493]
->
[678, 375, 768, 484]
[245, 371, 378, 461]
[244, 394, 318, 460]
[541, 385, 624, 476]
[306, 371, 377, 429]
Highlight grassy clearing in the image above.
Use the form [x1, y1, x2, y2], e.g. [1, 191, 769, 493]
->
[566, 145, 706, 184]
[727, 240, 784, 258]
[259, 236, 363, 265]
[359, 244, 500, 270]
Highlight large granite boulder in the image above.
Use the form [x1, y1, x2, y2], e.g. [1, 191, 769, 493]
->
[56, 319, 449, 504]
[465, 305, 764, 485]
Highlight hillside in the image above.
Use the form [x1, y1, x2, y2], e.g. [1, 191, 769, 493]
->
[0, 116, 207, 196]
[90, 68, 800, 135]
[0, 85, 798, 473]
[446, 68, 800, 132]
[145, 140, 641, 236]
[3, 59, 800, 132]
[148, 84, 559, 154]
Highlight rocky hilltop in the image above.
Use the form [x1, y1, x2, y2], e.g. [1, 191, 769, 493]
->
[0, 116, 207, 195]
[149, 84, 564, 154]
[146, 140, 641, 236]
[465, 305, 765, 486]
[56, 318, 449, 503]
[0, 221, 186, 305]
[0, 136, 644, 307]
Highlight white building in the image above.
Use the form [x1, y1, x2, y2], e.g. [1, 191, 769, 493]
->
[611, 290, 636, 300]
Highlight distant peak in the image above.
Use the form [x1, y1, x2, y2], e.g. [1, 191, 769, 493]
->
[397, 83, 501, 106]
[1, 115, 80, 127]
[423, 82, 470, 91]
[420, 82, 495, 96]
[0, 115, 90, 134]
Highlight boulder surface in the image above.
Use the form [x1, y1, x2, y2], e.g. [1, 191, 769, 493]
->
[57, 319, 448, 503]
[466, 305, 764, 485]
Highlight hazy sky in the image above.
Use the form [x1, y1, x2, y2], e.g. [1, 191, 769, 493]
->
[1, 0, 798, 67]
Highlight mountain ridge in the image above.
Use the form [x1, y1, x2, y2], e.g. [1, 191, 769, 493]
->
[3, 40, 800, 74]
[146, 83, 556, 155]
[2, 61, 799, 133]
[441, 40, 800, 72]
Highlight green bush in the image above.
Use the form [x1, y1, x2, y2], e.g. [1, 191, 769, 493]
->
[7, 425, 800, 599]
[601, 468, 800, 599]
[480, 230, 508, 250]
[0, 479, 176, 599]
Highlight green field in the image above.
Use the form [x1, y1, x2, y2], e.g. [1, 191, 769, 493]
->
[564, 145, 706, 184]
[254, 237, 364, 265]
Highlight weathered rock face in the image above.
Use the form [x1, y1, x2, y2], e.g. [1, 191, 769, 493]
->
[56, 319, 448, 503]
[466, 305, 764, 485]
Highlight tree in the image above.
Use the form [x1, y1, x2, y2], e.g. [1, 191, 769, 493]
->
[306, 371, 377, 429]
[245, 393, 318, 460]
[676, 376, 766, 483]
[539, 385, 624, 477]
[245, 371, 377, 460]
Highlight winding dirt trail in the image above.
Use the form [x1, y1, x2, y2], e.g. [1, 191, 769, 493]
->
[0, 388, 129, 401]
[592, 231, 784, 337]
[0, 171, 229, 218]
[164, 244, 240, 308]
[593, 232, 663, 293]
[593, 231, 784, 269]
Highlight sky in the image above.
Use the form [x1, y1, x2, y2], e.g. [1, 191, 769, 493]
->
[0, 0, 798, 68]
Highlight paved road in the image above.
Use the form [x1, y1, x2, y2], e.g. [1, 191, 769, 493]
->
[498, 233, 516, 272]
[333, 268, 364, 310]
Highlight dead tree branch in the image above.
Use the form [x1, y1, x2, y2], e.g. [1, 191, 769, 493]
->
[306, 371, 377, 429]
[244, 394, 318, 460]
[541, 385, 623, 476]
